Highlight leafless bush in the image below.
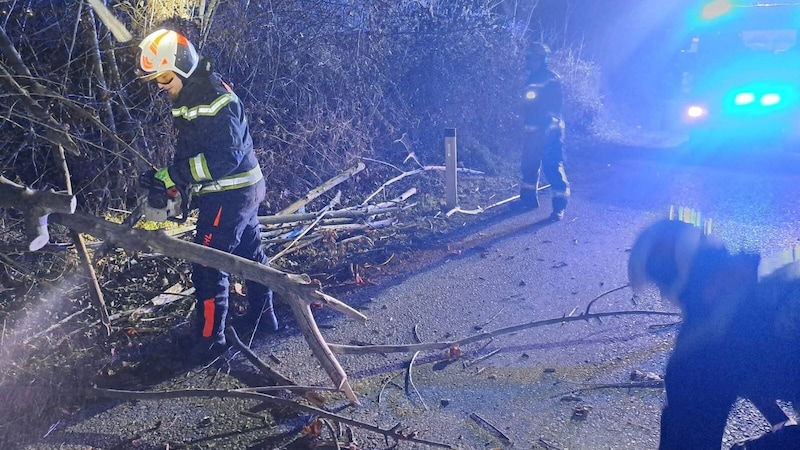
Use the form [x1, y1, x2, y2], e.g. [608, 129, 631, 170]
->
[0, 0, 603, 213]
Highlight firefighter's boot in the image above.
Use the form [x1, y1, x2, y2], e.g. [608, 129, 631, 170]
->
[235, 289, 279, 333]
[550, 196, 568, 221]
[517, 183, 540, 211]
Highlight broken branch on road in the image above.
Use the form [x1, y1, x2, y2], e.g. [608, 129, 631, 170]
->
[91, 387, 457, 449]
[327, 309, 681, 355]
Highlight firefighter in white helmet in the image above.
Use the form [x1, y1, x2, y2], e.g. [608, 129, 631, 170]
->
[139, 29, 278, 362]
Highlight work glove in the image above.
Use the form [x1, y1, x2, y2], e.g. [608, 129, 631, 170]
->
[140, 168, 178, 211]
[154, 167, 176, 189]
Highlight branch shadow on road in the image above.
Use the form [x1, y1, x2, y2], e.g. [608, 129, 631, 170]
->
[339, 205, 560, 312]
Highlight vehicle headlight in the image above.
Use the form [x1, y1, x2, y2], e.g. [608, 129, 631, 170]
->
[760, 93, 781, 106]
[734, 92, 755, 105]
[686, 105, 708, 119]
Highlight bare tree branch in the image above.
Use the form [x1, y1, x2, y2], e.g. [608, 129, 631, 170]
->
[327, 310, 681, 355]
[51, 210, 368, 405]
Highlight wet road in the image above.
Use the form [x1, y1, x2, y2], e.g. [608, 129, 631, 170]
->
[578, 144, 800, 255]
[38, 142, 800, 449]
[267, 142, 800, 449]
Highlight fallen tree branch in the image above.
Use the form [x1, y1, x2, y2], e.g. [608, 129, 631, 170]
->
[259, 205, 401, 226]
[225, 326, 296, 388]
[361, 166, 438, 206]
[91, 387, 457, 448]
[52, 211, 368, 405]
[271, 192, 341, 262]
[0, 175, 76, 251]
[573, 380, 665, 392]
[327, 310, 681, 355]
[277, 162, 365, 215]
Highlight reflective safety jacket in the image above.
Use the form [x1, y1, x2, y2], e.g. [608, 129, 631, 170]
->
[522, 67, 563, 129]
[167, 65, 262, 196]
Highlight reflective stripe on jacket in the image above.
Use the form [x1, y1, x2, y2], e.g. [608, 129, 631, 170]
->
[192, 166, 263, 195]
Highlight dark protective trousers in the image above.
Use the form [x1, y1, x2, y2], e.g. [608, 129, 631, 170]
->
[520, 120, 570, 210]
[192, 179, 271, 345]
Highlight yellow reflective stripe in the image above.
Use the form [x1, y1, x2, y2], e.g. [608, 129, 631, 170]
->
[189, 154, 212, 181]
[172, 93, 237, 121]
[193, 166, 263, 195]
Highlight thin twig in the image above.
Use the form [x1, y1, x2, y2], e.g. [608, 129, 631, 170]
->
[321, 419, 341, 450]
[405, 351, 428, 410]
[554, 380, 665, 398]
[584, 284, 631, 315]
[479, 306, 506, 328]
[464, 348, 501, 368]
[23, 305, 92, 344]
[277, 163, 364, 215]
[378, 374, 401, 406]
[469, 412, 511, 444]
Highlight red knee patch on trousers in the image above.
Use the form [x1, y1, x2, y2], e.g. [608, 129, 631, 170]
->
[202, 298, 216, 338]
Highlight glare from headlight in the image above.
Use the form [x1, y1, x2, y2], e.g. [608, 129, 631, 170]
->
[686, 105, 707, 119]
[761, 93, 781, 106]
[734, 92, 755, 105]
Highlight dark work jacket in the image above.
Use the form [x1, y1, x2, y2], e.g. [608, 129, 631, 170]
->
[660, 248, 800, 449]
[166, 62, 261, 194]
[522, 67, 563, 128]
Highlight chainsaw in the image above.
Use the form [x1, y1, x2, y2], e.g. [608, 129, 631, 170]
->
[124, 170, 190, 227]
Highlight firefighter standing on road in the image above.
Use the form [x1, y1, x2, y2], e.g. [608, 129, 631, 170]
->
[138, 29, 277, 361]
[519, 43, 570, 221]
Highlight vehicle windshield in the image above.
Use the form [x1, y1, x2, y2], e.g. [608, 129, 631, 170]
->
[683, 5, 800, 79]
[688, 4, 800, 55]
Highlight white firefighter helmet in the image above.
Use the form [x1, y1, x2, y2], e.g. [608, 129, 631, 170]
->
[138, 29, 199, 81]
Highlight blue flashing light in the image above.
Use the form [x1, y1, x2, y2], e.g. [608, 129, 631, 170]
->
[701, 0, 732, 21]
[734, 92, 755, 105]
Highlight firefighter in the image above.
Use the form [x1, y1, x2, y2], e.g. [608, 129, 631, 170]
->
[628, 220, 800, 449]
[519, 42, 570, 221]
[138, 29, 278, 360]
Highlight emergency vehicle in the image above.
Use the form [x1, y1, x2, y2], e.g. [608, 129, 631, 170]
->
[675, 0, 800, 149]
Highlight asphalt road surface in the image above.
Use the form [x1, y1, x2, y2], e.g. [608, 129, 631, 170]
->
[34, 142, 800, 449]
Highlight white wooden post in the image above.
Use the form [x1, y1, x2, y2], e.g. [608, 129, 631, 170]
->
[444, 128, 458, 209]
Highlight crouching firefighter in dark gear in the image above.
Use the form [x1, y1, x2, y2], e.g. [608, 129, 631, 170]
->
[138, 29, 278, 360]
[519, 42, 570, 221]
[628, 219, 800, 449]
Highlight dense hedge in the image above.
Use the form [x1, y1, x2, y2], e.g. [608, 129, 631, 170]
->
[0, 0, 602, 214]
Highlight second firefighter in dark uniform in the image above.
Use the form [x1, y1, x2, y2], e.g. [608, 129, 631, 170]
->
[519, 43, 570, 221]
